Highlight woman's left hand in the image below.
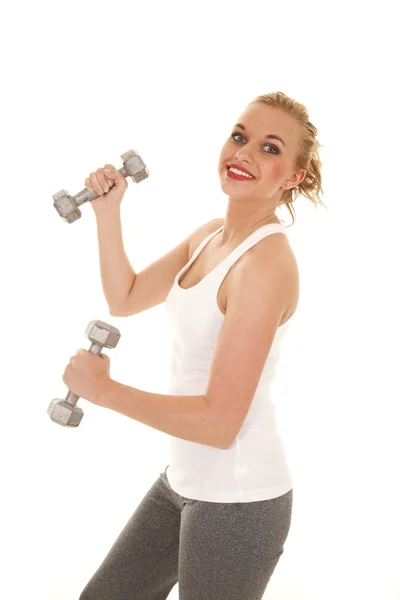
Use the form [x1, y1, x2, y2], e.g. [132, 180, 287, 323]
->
[62, 349, 111, 405]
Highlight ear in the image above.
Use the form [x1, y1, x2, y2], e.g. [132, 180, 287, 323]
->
[284, 169, 305, 191]
[297, 168, 307, 186]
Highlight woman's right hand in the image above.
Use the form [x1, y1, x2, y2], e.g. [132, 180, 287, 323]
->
[85, 164, 128, 216]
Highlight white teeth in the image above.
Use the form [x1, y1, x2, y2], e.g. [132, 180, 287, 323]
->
[228, 167, 253, 178]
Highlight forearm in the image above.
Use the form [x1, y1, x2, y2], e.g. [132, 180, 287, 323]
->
[99, 380, 228, 450]
[95, 209, 136, 312]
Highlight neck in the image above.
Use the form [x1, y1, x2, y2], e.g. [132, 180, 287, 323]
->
[219, 202, 280, 246]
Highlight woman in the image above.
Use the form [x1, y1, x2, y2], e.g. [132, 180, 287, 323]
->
[67, 91, 324, 599]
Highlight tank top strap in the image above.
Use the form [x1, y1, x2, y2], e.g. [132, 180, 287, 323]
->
[213, 223, 288, 276]
[190, 225, 224, 263]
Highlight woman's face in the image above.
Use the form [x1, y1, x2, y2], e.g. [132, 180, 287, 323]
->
[218, 103, 305, 203]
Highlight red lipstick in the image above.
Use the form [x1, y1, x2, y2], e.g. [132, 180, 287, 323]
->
[226, 164, 255, 181]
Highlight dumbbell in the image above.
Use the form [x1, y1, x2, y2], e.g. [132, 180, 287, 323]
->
[48, 320, 121, 428]
[53, 149, 149, 224]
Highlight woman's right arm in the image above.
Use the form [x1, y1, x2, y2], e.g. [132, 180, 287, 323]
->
[86, 164, 136, 314]
[88, 164, 222, 317]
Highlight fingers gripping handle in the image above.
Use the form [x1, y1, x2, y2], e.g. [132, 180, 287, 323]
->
[53, 150, 149, 224]
[64, 342, 104, 407]
[73, 166, 130, 208]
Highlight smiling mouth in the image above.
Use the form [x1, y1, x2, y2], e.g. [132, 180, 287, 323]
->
[226, 166, 255, 180]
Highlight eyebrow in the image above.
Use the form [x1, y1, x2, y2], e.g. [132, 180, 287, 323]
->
[234, 123, 286, 147]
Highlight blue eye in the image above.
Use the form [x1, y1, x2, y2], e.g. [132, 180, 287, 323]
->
[231, 132, 279, 155]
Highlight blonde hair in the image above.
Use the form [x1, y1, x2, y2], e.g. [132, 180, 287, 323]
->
[251, 91, 326, 227]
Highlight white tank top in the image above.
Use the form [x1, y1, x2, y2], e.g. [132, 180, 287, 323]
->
[164, 222, 294, 502]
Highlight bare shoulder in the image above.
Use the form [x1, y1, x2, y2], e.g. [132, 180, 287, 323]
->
[188, 217, 225, 258]
[255, 231, 299, 293]
[254, 227, 298, 274]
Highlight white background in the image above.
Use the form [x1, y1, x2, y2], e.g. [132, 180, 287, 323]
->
[1, 1, 399, 598]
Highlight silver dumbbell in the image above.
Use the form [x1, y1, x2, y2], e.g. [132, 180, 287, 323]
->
[53, 150, 149, 224]
[48, 320, 121, 428]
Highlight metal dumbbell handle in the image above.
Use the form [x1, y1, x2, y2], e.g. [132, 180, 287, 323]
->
[72, 164, 131, 208]
[64, 342, 105, 408]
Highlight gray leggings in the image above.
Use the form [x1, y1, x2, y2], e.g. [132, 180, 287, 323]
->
[79, 466, 293, 600]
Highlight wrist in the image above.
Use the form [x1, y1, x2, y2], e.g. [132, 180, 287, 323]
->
[95, 207, 121, 220]
[96, 377, 118, 408]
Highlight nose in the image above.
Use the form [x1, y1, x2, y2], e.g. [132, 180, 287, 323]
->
[234, 146, 253, 163]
